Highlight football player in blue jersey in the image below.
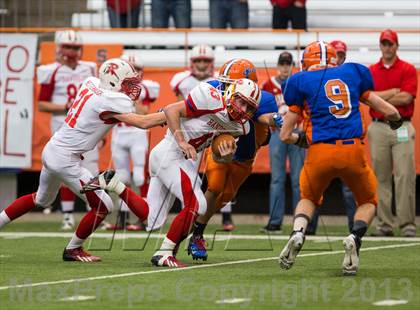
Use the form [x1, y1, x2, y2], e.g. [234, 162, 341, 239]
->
[278, 41, 403, 275]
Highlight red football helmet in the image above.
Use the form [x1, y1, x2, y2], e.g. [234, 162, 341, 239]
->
[190, 44, 214, 80]
[301, 41, 337, 71]
[55, 30, 83, 63]
[218, 58, 258, 85]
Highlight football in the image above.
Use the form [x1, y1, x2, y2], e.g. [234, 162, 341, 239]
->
[211, 134, 236, 157]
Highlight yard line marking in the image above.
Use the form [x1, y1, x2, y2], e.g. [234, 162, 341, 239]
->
[373, 299, 409, 306]
[216, 298, 251, 304]
[0, 242, 419, 291]
[1, 232, 420, 242]
[60, 295, 96, 302]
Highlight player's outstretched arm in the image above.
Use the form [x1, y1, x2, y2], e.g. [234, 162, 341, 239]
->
[164, 101, 198, 160]
[257, 112, 284, 128]
[113, 111, 166, 129]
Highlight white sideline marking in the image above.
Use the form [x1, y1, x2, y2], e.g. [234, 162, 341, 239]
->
[216, 298, 251, 304]
[0, 242, 419, 292]
[1, 232, 419, 242]
[60, 295, 96, 301]
[373, 299, 408, 306]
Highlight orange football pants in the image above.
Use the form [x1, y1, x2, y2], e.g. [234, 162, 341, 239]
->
[205, 149, 253, 211]
[300, 140, 378, 206]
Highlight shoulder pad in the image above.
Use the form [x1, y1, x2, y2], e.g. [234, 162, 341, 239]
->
[188, 82, 223, 111]
[37, 63, 60, 84]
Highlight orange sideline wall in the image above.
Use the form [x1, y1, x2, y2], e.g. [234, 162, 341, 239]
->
[29, 44, 420, 173]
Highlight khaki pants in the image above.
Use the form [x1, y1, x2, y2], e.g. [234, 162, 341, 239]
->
[367, 121, 416, 233]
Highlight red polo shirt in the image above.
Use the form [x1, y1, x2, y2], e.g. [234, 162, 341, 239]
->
[107, 0, 142, 14]
[369, 57, 417, 119]
[270, 1, 306, 8]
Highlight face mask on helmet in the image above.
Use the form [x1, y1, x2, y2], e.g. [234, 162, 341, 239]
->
[224, 78, 261, 124]
[99, 58, 142, 101]
[55, 30, 83, 63]
[301, 41, 337, 71]
[120, 76, 142, 101]
[189, 45, 214, 80]
[218, 59, 258, 86]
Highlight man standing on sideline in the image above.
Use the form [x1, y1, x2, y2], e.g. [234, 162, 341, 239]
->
[368, 29, 417, 237]
[260, 52, 304, 233]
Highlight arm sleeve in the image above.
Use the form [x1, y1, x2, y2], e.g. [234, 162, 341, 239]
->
[37, 64, 57, 101]
[400, 64, 418, 98]
[353, 63, 374, 95]
[252, 91, 278, 121]
[100, 94, 134, 114]
[282, 75, 304, 107]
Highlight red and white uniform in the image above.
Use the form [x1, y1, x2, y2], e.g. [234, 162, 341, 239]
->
[111, 80, 160, 186]
[146, 82, 249, 231]
[37, 61, 99, 174]
[170, 71, 214, 100]
[36, 77, 134, 210]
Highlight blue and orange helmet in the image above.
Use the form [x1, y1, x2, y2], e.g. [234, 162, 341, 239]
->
[301, 41, 338, 71]
[218, 58, 258, 84]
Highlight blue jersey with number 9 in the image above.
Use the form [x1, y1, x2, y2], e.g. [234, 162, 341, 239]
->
[282, 63, 373, 143]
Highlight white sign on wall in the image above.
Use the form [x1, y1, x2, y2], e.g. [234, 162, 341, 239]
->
[0, 34, 37, 168]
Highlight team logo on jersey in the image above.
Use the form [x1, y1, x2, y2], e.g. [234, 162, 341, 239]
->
[104, 63, 119, 78]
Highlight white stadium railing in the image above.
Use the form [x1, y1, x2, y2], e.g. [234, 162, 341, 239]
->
[75, 29, 420, 67]
[77, 0, 420, 29]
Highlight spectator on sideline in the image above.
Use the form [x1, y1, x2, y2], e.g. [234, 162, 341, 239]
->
[107, 0, 142, 28]
[368, 29, 417, 237]
[209, 0, 249, 29]
[271, 0, 307, 30]
[152, 0, 191, 28]
[260, 52, 305, 233]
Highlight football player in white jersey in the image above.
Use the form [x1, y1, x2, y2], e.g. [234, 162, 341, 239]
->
[0, 58, 166, 262]
[109, 53, 160, 231]
[83, 78, 261, 267]
[170, 44, 215, 101]
[170, 44, 235, 230]
[37, 30, 100, 229]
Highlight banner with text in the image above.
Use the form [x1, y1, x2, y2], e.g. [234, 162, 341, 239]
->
[0, 34, 37, 168]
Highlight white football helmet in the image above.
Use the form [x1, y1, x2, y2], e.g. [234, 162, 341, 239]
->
[120, 53, 144, 71]
[224, 78, 261, 123]
[55, 30, 83, 62]
[190, 44, 214, 80]
[99, 58, 142, 101]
